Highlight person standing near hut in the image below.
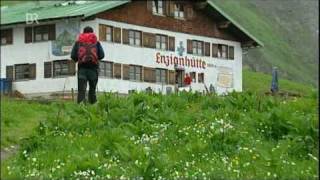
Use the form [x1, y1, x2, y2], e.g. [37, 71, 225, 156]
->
[183, 73, 192, 91]
[71, 26, 105, 104]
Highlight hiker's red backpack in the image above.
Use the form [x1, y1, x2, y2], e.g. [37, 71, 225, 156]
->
[77, 42, 98, 65]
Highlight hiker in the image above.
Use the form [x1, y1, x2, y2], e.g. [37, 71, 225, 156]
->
[184, 73, 192, 86]
[71, 26, 105, 104]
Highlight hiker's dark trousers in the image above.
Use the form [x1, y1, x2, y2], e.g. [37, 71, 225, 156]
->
[77, 68, 98, 104]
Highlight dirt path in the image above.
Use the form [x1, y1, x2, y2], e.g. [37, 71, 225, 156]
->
[1, 145, 19, 162]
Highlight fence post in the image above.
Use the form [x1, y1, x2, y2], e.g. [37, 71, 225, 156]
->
[71, 88, 74, 102]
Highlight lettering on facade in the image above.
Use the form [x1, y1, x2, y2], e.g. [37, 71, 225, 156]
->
[156, 52, 206, 69]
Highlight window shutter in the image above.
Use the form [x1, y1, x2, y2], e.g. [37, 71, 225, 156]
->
[229, 46, 234, 60]
[225, 45, 229, 59]
[168, 36, 175, 51]
[144, 67, 155, 83]
[4, 29, 13, 44]
[143, 32, 156, 48]
[6, 66, 14, 80]
[122, 29, 129, 44]
[143, 32, 151, 48]
[99, 24, 106, 41]
[143, 67, 148, 82]
[150, 33, 156, 48]
[187, 39, 193, 54]
[151, 68, 156, 83]
[25, 27, 33, 43]
[122, 64, 130, 80]
[168, 1, 175, 16]
[113, 63, 122, 79]
[113, 27, 121, 43]
[147, 0, 152, 12]
[169, 70, 175, 85]
[204, 42, 210, 56]
[68, 60, 76, 75]
[212, 44, 218, 57]
[44, 62, 52, 78]
[185, 6, 194, 20]
[48, 24, 56, 40]
[29, 63, 36, 79]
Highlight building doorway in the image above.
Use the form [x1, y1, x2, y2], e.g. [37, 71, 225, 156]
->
[175, 69, 185, 87]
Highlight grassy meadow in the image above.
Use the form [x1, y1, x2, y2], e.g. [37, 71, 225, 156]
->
[1, 70, 318, 179]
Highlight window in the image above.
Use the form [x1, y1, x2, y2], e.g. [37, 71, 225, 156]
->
[152, 0, 164, 15]
[174, 4, 184, 19]
[156, 69, 167, 84]
[25, 24, 55, 43]
[1, 29, 13, 45]
[129, 30, 141, 46]
[106, 26, 113, 42]
[113, 63, 122, 79]
[144, 67, 156, 83]
[99, 25, 121, 43]
[129, 65, 142, 81]
[190, 72, 196, 82]
[53, 60, 75, 77]
[156, 34, 168, 50]
[198, 73, 204, 83]
[99, 61, 113, 78]
[14, 64, 36, 80]
[218, 44, 228, 59]
[192, 41, 203, 56]
[34, 25, 49, 41]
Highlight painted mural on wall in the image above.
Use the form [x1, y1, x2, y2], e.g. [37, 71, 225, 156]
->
[51, 20, 80, 56]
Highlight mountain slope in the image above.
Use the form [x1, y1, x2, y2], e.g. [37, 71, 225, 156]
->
[212, 0, 318, 86]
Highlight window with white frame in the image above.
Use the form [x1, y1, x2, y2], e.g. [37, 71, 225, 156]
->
[15, 64, 30, 80]
[106, 26, 113, 42]
[129, 65, 142, 81]
[192, 41, 203, 56]
[218, 44, 228, 59]
[129, 30, 141, 46]
[152, 0, 164, 15]
[156, 34, 167, 50]
[53, 60, 69, 77]
[99, 61, 113, 78]
[156, 69, 167, 84]
[174, 3, 184, 19]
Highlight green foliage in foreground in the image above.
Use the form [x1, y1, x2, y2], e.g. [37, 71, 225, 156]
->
[1, 99, 51, 148]
[1, 91, 318, 180]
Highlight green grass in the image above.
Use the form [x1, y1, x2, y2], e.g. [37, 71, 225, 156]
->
[1, 70, 318, 179]
[243, 68, 316, 97]
[0, 99, 52, 148]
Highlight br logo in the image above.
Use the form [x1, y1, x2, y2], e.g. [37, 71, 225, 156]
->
[177, 41, 185, 56]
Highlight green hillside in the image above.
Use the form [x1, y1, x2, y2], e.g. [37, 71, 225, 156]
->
[212, 0, 318, 86]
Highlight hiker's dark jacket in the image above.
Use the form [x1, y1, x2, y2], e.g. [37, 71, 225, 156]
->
[71, 33, 105, 69]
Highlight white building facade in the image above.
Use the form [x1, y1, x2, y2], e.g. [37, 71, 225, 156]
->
[0, 1, 262, 96]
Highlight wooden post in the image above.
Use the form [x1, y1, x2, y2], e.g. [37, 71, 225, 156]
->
[71, 88, 74, 102]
